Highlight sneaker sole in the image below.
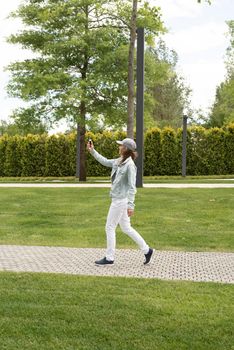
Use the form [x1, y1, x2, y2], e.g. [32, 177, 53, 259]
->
[95, 263, 115, 267]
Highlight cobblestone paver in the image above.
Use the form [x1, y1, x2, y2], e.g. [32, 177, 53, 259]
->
[0, 245, 233, 284]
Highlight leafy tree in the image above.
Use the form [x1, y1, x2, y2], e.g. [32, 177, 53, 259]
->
[124, 0, 208, 136]
[0, 117, 47, 136]
[0, 120, 20, 136]
[6, 0, 164, 180]
[144, 40, 192, 129]
[66, 39, 192, 132]
[6, 0, 212, 180]
[225, 20, 234, 78]
[209, 21, 234, 127]
[125, 0, 163, 137]
[7, 0, 130, 180]
[209, 79, 234, 127]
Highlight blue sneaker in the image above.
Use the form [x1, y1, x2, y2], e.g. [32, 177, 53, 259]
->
[95, 257, 114, 266]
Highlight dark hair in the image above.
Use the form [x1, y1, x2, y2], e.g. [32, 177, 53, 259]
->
[120, 148, 138, 164]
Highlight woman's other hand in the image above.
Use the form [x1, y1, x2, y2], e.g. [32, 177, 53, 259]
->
[127, 209, 134, 217]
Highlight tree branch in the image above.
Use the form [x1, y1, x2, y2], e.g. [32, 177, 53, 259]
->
[88, 25, 127, 30]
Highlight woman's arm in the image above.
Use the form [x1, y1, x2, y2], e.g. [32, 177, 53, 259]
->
[90, 148, 115, 168]
[87, 141, 115, 168]
[127, 164, 137, 210]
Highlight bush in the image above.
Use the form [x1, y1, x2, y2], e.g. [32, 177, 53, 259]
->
[160, 127, 180, 175]
[20, 134, 46, 176]
[4, 135, 22, 177]
[0, 135, 8, 176]
[144, 128, 161, 176]
[0, 124, 233, 177]
[224, 123, 234, 174]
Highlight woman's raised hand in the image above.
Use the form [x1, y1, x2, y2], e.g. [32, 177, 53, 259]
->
[87, 139, 94, 152]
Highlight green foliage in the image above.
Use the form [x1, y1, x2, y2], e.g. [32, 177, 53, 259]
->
[225, 20, 234, 78]
[45, 134, 71, 176]
[144, 43, 192, 129]
[0, 124, 233, 177]
[209, 78, 234, 127]
[6, 0, 192, 134]
[4, 136, 23, 177]
[209, 21, 234, 127]
[144, 127, 161, 176]
[0, 118, 47, 136]
[0, 120, 21, 136]
[6, 0, 165, 132]
[0, 135, 8, 176]
[224, 122, 234, 173]
[160, 127, 180, 175]
[205, 128, 226, 174]
[186, 125, 234, 175]
[20, 134, 47, 176]
[186, 126, 209, 175]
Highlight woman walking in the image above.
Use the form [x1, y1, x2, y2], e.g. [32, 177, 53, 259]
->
[87, 137, 154, 266]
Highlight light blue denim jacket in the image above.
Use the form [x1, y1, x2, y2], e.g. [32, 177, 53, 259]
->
[90, 148, 137, 209]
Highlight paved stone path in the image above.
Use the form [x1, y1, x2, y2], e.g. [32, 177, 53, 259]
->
[0, 245, 233, 284]
[0, 183, 234, 188]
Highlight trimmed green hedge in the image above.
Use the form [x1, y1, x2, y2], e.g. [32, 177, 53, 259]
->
[0, 124, 234, 177]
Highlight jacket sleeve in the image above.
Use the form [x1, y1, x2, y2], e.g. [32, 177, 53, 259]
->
[90, 148, 115, 168]
[127, 164, 137, 209]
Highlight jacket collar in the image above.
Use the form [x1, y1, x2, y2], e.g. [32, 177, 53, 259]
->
[119, 156, 132, 166]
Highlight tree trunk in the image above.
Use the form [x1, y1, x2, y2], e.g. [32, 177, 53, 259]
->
[76, 4, 89, 182]
[77, 100, 86, 181]
[127, 0, 138, 139]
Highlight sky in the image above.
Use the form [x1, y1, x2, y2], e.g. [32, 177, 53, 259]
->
[154, 0, 233, 115]
[0, 0, 233, 132]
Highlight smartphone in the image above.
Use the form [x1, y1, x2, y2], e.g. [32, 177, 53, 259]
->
[88, 138, 92, 147]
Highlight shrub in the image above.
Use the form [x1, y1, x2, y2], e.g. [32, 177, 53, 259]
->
[0, 124, 233, 177]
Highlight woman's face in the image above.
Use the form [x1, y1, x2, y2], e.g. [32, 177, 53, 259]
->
[118, 145, 127, 155]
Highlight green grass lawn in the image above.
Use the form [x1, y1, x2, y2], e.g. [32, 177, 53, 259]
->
[0, 175, 234, 183]
[0, 187, 233, 350]
[0, 188, 233, 251]
[0, 272, 233, 350]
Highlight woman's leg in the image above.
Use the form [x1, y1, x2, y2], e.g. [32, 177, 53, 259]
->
[105, 199, 127, 261]
[119, 204, 149, 255]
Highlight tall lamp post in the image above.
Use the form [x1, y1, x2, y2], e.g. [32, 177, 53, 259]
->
[136, 27, 145, 188]
[182, 115, 188, 177]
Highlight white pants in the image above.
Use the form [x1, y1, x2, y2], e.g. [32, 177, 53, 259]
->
[105, 198, 149, 261]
